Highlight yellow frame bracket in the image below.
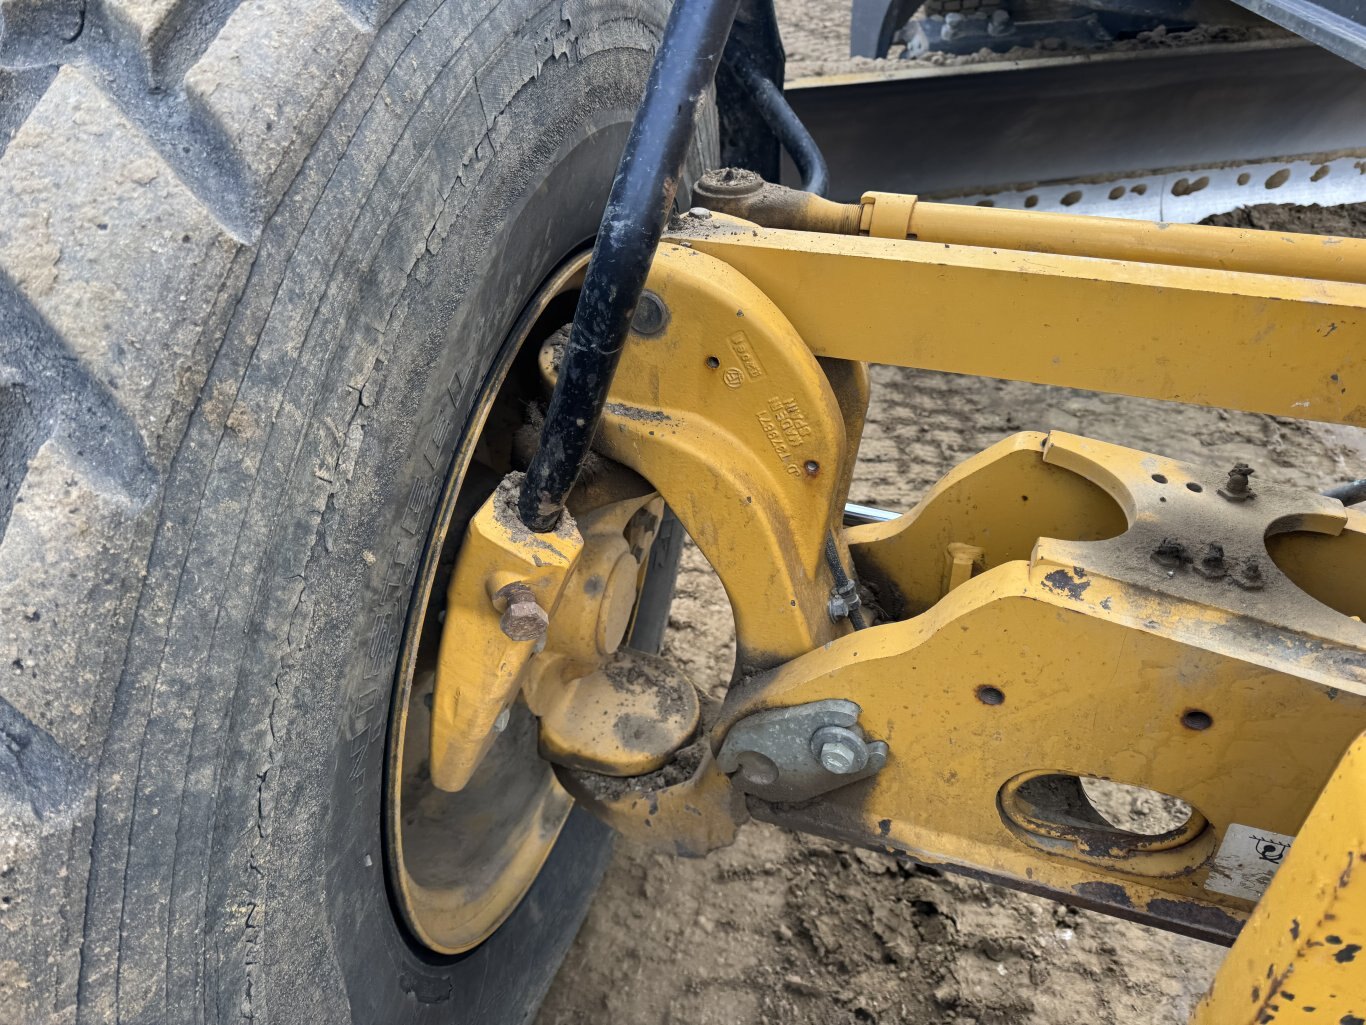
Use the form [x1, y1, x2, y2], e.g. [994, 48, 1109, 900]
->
[671, 210, 1366, 425]
[715, 429, 1366, 942]
[430, 475, 582, 792]
[1194, 731, 1366, 1024]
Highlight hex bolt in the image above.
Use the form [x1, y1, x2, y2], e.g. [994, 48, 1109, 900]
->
[1219, 463, 1256, 503]
[809, 725, 870, 776]
[688, 206, 712, 219]
[493, 581, 549, 642]
[631, 290, 669, 336]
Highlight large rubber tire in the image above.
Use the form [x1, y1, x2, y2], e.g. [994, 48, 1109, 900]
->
[0, 2, 715, 1022]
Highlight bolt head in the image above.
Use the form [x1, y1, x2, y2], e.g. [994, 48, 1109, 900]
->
[631, 291, 669, 336]
[819, 741, 860, 774]
[493, 707, 511, 733]
[810, 724, 871, 775]
[501, 598, 549, 641]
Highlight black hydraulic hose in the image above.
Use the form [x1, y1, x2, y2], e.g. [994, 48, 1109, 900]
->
[731, 51, 830, 197]
[517, 0, 741, 533]
[1324, 478, 1366, 506]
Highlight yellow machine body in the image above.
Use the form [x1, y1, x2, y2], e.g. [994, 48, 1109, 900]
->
[430, 180, 1366, 1019]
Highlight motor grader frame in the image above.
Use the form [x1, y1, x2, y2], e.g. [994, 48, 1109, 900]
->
[423, 2, 1366, 1020]
[431, 172, 1366, 1022]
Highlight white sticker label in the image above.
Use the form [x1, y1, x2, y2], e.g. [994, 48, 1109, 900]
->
[1205, 823, 1296, 901]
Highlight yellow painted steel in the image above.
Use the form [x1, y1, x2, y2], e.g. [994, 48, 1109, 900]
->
[388, 256, 592, 956]
[432, 466, 686, 790]
[716, 431, 1366, 938]
[816, 356, 871, 515]
[556, 749, 749, 858]
[429, 479, 583, 793]
[545, 243, 851, 674]
[1193, 733, 1366, 1024]
[429, 183, 1366, 976]
[525, 481, 704, 776]
[673, 221, 1366, 426]
[694, 176, 1366, 282]
[864, 191, 1366, 284]
[859, 190, 919, 239]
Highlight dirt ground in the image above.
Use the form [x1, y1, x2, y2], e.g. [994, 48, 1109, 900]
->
[535, 23, 1366, 1023]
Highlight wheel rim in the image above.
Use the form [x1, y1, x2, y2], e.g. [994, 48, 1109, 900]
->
[384, 253, 589, 955]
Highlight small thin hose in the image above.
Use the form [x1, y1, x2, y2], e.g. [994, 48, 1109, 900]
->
[824, 533, 867, 630]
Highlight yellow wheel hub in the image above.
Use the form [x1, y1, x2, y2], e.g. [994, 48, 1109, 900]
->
[384, 257, 588, 955]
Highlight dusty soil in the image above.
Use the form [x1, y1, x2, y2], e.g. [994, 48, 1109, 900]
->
[1204, 201, 1366, 237]
[535, 73, 1366, 1025]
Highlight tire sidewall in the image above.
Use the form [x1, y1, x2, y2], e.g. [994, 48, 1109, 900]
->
[164, 4, 714, 1022]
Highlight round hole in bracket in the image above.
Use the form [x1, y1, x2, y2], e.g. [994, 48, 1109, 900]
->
[705, 355, 720, 369]
[1266, 526, 1366, 620]
[1186, 482, 1203, 493]
[736, 750, 779, 787]
[998, 771, 1211, 874]
[976, 685, 1005, 706]
[1151, 473, 1168, 484]
[1181, 709, 1213, 731]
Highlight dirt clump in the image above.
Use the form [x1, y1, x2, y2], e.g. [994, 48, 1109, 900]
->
[1202, 201, 1366, 237]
